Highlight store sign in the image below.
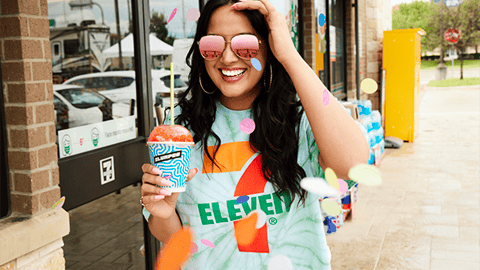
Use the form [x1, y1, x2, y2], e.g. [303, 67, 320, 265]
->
[100, 156, 115, 185]
[58, 116, 136, 158]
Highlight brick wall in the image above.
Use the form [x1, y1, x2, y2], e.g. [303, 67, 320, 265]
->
[303, 0, 315, 70]
[0, 0, 60, 215]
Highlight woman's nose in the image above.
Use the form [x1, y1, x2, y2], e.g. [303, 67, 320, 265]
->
[220, 42, 238, 63]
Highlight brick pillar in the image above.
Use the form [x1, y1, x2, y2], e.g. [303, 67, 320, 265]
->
[0, 0, 60, 215]
[345, 0, 357, 100]
[303, 0, 315, 70]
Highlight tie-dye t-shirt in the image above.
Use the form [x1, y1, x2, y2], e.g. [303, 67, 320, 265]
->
[143, 100, 331, 269]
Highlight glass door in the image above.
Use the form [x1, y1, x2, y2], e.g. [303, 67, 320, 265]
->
[48, 0, 154, 210]
[328, 0, 346, 99]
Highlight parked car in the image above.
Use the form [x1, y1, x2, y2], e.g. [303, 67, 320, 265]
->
[53, 85, 117, 131]
[62, 69, 187, 109]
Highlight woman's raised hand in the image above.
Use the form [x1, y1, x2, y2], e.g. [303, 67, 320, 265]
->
[231, 0, 299, 65]
[141, 164, 198, 220]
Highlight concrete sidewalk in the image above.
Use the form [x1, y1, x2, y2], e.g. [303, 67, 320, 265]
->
[326, 85, 480, 269]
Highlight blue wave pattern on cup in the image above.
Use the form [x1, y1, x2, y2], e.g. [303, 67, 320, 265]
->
[148, 142, 193, 191]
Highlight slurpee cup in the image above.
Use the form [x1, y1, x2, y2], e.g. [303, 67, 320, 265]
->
[147, 125, 195, 192]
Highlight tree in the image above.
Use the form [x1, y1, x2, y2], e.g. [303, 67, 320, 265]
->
[150, 11, 175, 46]
[424, 2, 451, 63]
[444, 0, 480, 79]
[392, 1, 433, 54]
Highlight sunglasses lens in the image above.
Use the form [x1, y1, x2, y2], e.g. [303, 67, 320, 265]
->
[231, 35, 260, 59]
[199, 36, 225, 60]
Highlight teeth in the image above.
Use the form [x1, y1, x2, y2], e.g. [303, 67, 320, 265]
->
[221, 69, 246, 77]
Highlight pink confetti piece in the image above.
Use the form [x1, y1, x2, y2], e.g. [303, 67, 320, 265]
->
[51, 196, 65, 210]
[190, 242, 198, 254]
[322, 89, 329, 106]
[338, 179, 348, 194]
[200, 239, 215, 248]
[240, 118, 255, 134]
[168, 8, 177, 23]
[186, 8, 200, 22]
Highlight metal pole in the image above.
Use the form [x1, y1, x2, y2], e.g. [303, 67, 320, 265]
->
[114, 0, 124, 70]
[182, 0, 186, 38]
[92, 3, 104, 25]
[127, 0, 132, 33]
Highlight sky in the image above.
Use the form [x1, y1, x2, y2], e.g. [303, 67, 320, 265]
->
[391, 0, 430, 6]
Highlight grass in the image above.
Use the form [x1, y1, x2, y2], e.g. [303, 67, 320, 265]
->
[427, 77, 480, 87]
[421, 59, 480, 70]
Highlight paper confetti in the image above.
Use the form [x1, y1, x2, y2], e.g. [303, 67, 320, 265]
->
[325, 168, 340, 190]
[268, 254, 293, 270]
[251, 58, 262, 71]
[190, 242, 198, 254]
[300, 177, 340, 198]
[156, 227, 193, 270]
[338, 179, 348, 194]
[318, 13, 326, 27]
[235, 212, 258, 246]
[186, 8, 200, 22]
[200, 239, 215, 248]
[236, 195, 250, 204]
[51, 196, 65, 210]
[167, 8, 177, 23]
[348, 164, 382, 186]
[240, 118, 255, 134]
[321, 198, 342, 216]
[360, 78, 378, 94]
[322, 89, 330, 106]
[247, 209, 267, 229]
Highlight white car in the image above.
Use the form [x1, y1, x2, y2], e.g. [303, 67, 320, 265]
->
[62, 69, 188, 109]
[53, 85, 131, 131]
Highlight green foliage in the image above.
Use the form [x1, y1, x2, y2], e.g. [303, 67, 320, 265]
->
[421, 59, 480, 70]
[150, 11, 175, 46]
[392, 1, 432, 31]
[427, 77, 480, 87]
[392, 1, 435, 54]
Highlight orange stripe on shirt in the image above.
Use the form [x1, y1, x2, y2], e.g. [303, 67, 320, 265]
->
[202, 141, 256, 174]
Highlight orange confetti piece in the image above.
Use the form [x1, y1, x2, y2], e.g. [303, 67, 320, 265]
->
[235, 212, 258, 246]
[156, 227, 193, 270]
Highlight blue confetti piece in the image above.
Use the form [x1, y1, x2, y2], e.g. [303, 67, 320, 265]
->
[236, 195, 250, 204]
[318, 13, 326, 27]
[250, 58, 262, 71]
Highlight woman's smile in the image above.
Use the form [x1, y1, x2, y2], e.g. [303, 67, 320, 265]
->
[220, 68, 247, 82]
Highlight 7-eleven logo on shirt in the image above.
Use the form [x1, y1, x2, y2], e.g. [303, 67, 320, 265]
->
[199, 141, 292, 253]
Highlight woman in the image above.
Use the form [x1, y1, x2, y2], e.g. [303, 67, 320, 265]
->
[141, 0, 370, 269]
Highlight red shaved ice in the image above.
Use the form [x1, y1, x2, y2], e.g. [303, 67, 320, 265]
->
[148, 125, 194, 143]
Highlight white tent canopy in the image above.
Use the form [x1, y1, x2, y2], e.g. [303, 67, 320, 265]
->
[102, 33, 174, 58]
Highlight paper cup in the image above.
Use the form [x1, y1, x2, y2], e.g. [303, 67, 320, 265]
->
[147, 141, 194, 192]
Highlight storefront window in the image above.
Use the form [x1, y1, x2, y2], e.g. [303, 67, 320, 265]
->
[48, 0, 142, 158]
[315, 0, 328, 85]
[328, 0, 346, 98]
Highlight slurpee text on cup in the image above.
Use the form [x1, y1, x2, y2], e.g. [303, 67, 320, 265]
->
[147, 125, 194, 192]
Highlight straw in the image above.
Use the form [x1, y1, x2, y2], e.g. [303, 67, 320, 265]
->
[170, 62, 174, 126]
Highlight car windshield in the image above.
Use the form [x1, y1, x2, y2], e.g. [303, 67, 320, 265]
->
[68, 76, 134, 90]
[160, 75, 186, 88]
[56, 88, 106, 109]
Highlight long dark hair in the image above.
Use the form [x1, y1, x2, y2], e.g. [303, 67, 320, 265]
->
[173, 0, 307, 208]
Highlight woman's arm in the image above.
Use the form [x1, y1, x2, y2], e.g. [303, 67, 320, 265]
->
[148, 211, 183, 244]
[284, 53, 370, 180]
